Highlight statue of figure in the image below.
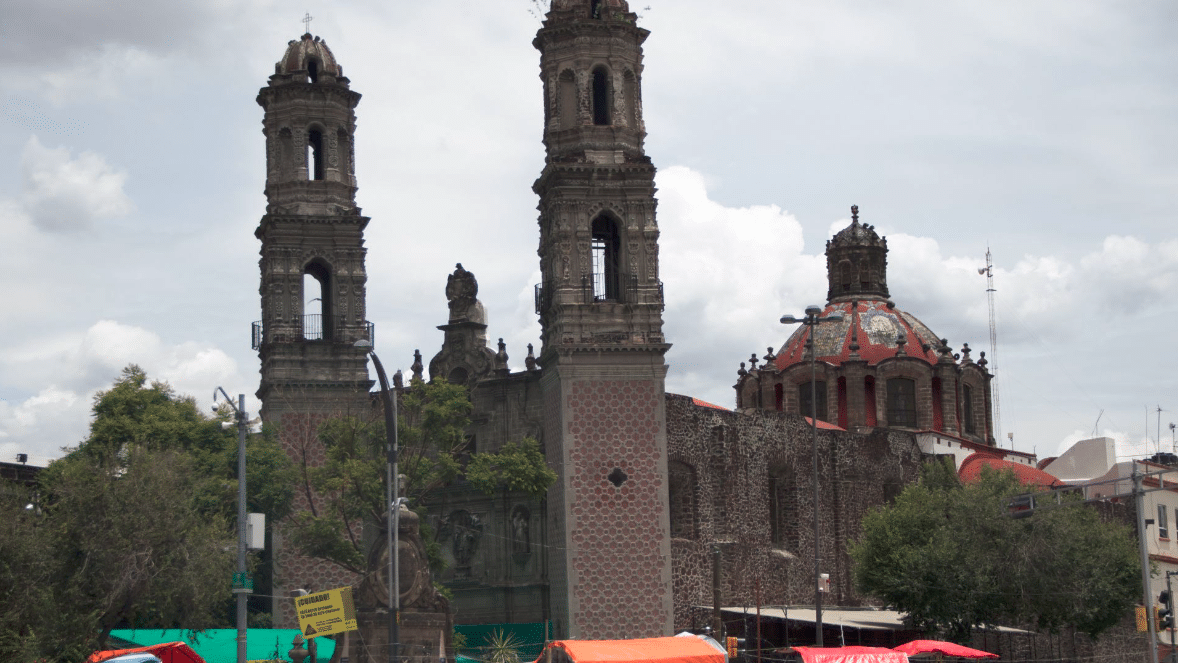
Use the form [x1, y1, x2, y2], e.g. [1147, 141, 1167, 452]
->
[445, 263, 478, 313]
[511, 505, 531, 554]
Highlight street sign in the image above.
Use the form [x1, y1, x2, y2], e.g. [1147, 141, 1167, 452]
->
[295, 586, 358, 639]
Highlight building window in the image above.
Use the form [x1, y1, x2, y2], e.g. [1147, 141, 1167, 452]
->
[590, 216, 620, 301]
[774, 383, 784, 411]
[307, 129, 325, 180]
[1160, 504, 1170, 539]
[307, 58, 319, 84]
[592, 68, 611, 125]
[798, 381, 827, 422]
[962, 384, 976, 434]
[887, 377, 917, 428]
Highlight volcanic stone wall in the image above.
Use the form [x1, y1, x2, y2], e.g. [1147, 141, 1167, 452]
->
[663, 394, 925, 630]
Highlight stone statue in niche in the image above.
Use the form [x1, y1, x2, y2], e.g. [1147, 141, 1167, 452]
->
[441, 510, 483, 577]
[511, 505, 531, 555]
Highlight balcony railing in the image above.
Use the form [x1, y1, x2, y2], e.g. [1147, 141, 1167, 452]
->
[534, 277, 664, 314]
[251, 316, 374, 350]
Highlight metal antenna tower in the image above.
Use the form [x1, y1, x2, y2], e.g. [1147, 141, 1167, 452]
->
[979, 247, 1002, 443]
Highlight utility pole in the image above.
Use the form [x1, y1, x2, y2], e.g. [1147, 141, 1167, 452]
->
[1136, 467, 1161, 663]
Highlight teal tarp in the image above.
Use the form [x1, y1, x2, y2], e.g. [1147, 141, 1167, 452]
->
[110, 629, 336, 663]
[456, 622, 551, 662]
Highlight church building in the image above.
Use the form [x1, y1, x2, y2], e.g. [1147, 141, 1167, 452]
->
[250, 0, 1033, 645]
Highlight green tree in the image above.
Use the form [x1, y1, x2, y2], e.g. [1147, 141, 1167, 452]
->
[288, 376, 555, 575]
[0, 366, 295, 661]
[849, 459, 1139, 642]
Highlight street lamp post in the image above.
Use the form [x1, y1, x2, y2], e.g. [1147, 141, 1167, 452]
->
[780, 305, 844, 647]
[214, 388, 251, 663]
[355, 339, 400, 663]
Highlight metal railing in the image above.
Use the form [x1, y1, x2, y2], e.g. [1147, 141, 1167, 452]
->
[534, 277, 664, 314]
[251, 317, 374, 350]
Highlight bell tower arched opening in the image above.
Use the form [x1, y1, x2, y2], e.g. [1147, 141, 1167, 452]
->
[307, 128, 325, 180]
[592, 67, 611, 126]
[590, 215, 620, 301]
[302, 260, 333, 341]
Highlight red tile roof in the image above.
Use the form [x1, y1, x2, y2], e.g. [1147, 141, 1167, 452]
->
[690, 397, 729, 411]
[958, 452, 1064, 488]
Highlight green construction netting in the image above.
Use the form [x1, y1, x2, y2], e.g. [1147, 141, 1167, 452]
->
[110, 629, 336, 663]
[455, 622, 551, 662]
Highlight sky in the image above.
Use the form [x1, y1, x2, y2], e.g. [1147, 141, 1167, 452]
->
[1, 0, 1175, 467]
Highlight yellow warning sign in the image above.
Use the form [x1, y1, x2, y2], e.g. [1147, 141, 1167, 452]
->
[295, 586, 358, 639]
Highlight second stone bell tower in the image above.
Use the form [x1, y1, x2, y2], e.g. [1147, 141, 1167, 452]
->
[254, 33, 373, 625]
[533, 0, 674, 639]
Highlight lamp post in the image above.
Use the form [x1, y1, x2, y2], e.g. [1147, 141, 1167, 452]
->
[355, 339, 400, 663]
[214, 387, 251, 663]
[780, 305, 844, 647]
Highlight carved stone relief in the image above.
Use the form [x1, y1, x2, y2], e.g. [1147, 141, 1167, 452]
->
[575, 69, 591, 124]
[612, 71, 628, 128]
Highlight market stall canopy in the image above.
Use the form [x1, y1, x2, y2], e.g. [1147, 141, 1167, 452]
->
[86, 641, 204, 663]
[793, 646, 909, 663]
[893, 640, 997, 659]
[536, 636, 726, 663]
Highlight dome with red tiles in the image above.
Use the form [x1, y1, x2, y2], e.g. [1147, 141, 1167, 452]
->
[278, 34, 342, 77]
[959, 453, 1064, 488]
[737, 206, 994, 445]
[774, 299, 947, 371]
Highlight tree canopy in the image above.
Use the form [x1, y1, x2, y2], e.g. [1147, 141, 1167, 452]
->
[288, 376, 556, 576]
[0, 365, 295, 661]
[849, 458, 1140, 642]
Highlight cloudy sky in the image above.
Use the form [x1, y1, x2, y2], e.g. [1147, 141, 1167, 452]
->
[1, 0, 1175, 466]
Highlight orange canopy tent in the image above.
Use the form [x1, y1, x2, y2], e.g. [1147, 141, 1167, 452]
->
[85, 641, 205, 663]
[535, 637, 725, 663]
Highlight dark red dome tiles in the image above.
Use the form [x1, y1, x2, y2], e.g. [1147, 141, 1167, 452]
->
[774, 299, 942, 371]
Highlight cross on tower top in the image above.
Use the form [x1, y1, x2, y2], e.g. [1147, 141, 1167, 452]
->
[302, 12, 313, 35]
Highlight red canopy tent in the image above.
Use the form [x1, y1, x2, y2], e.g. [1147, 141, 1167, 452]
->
[793, 646, 910, 663]
[892, 640, 997, 659]
[85, 641, 205, 663]
[535, 636, 725, 663]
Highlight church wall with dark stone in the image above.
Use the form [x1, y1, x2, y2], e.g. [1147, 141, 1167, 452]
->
[663, 394, 925, 630]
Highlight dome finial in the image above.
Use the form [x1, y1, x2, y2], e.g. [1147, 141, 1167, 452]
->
[851, 205, 859, 224]
[302, 12, 313, 36]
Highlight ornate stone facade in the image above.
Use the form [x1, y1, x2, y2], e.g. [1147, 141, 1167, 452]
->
[255, 3, 1008, 646]
[254, 33, 374, 625]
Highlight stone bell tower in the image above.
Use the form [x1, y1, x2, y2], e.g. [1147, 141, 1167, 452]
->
[533, 0, 673, 639]
[254, 33, 373, 624]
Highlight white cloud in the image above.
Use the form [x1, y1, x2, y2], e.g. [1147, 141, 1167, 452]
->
[19, 136, 133, 232]
[0, 320, 245, 461]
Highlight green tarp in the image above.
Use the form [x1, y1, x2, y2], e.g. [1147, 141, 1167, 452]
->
[110, 629, 336, 663]
[456, 622, 550, 662]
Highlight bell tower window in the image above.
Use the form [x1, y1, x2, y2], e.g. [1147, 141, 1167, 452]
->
[307, 129, 325, 180]
[307, 59, 319, 83]
[592, 68, 611, 126]
[590, 216, 620, 301]
[591, 0, 603, 18]
[302, 260, 333, 341]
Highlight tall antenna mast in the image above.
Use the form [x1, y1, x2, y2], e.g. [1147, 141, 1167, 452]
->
[979, 247, 1002, 443]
